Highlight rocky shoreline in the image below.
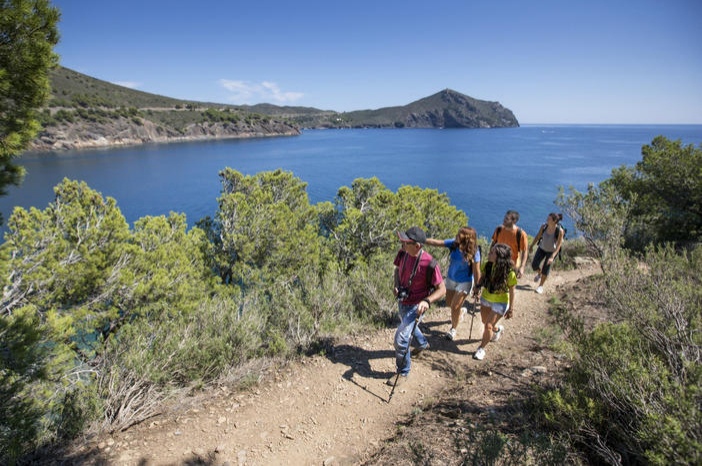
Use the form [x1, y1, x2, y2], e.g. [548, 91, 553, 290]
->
[29, 118, 301, 152]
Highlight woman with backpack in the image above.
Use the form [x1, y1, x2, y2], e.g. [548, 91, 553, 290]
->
[471, 243, 517, 360]
[528, 212, 565, 294]
[425, 226, 481, 341]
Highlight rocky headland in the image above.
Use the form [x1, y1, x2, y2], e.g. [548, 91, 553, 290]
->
[30, 67, 518, 152]
[30, 117, 300, 152]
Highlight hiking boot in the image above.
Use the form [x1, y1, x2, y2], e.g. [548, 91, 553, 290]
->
[473, 347, 486, 360]
[536, 286, 544, 294]
[386, 373, 408, 386]
[491, 324, 504, 342]
[534, 273, 541, 283]
[446, 328, 457, 341]
[411, 344, 428, 358]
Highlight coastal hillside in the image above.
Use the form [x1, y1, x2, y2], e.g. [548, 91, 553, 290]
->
[31, 67, 519, 151]
[336, 89, 519, 129]
[31, 67, 301, 151]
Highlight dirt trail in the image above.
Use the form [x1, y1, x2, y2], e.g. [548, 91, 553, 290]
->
[73, 263, 599, 466]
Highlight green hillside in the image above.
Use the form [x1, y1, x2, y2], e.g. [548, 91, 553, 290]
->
[44, 67, 335, 128]
[48, 66, 201, 109]
[45, 67, 518, 130]
[338, 89, 519, 128]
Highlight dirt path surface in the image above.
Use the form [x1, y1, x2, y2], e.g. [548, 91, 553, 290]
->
[72, 263, 599, 466]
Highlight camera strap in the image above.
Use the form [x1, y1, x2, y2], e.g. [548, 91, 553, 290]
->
[399, 250, 423, 289]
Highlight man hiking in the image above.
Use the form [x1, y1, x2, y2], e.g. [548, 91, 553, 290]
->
[389, 226, 446, 387]
[490, 210, 529, 278]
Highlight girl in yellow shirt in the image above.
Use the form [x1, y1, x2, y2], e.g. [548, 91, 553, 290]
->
[472, 243, 517, 360]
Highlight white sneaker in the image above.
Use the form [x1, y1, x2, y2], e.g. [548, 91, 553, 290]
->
[473, 347, 486, 360]
[491, 325, 504, 342]
[536, 286, 543, 294]
[446, 328, 457, 340]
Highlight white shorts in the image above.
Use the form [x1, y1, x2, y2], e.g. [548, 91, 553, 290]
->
[480, 297, 510, 315]
[445, 278, 473, 294]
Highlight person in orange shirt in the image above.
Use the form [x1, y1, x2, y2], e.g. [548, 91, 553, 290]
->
[490, 210, 529, 278]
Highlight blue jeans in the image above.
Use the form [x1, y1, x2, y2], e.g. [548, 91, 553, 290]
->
[393, 303, 428, 376]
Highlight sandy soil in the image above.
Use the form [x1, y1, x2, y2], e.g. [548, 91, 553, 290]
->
[48, 262, 601, 466]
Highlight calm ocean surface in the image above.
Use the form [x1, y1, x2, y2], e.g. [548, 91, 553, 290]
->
[2, 125, 702, 240]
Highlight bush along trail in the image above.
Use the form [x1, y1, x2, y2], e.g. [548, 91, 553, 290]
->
[54, 264, 599, 465]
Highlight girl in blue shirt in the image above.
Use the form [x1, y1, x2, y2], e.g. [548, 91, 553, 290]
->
[425, 226, 481, 340]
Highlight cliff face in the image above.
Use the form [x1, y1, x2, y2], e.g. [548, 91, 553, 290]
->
[33, 66, 519, 151]
[335, 89, 519, 129]
[403, 90, 519, 129]
[30, 117, 301, 152]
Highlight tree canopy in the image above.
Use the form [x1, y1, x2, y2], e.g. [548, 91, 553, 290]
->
[0, 0, 60, 222]
[606, 136, 702, 250]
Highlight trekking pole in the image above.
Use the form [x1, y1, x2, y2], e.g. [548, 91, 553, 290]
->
[469, 295, 479, 340]
[387, 316, 420, 403]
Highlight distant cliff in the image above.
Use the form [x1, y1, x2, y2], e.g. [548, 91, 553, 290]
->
[30, 67, 518, 151]
[28, 67, 301, 152]
[30, 116, 300, 152]
[330, 89, 519, 129]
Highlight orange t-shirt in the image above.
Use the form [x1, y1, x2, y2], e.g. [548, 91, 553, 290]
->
[491, 226, 528, 264]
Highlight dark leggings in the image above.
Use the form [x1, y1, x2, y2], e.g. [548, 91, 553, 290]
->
[531, 247, 554, 276]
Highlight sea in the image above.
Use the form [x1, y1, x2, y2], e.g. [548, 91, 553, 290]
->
[2, 124, 701, 241]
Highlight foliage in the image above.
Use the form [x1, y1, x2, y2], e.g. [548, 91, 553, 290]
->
[0, 169, 502, 461]
[323, 177, 466, 272]
[0, 305, 46, 461]
[0, 180, 228, 460]
[556, 182, 630, 273]
[47, 66, 194, 109]
[453, 425, 573, 466]
[541, 245, 701, 465]
[605, 136, 702, 250]
[0, 0, 59, 221]
[199, 170, 466, 348]
[547, 138, 702, 464]
[322, 177, 398, 271]
[207, 168, 323, 287]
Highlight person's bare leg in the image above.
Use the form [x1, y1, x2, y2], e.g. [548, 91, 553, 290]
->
[479, 305, 494, 348]
[539, 274, 548, 287]
[450, 291, 467, 330]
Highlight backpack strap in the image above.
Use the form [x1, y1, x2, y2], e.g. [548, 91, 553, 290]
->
[490, 226, 501, 248]
[425, 257, 439, 293]
[536, 223, 547, 245]
[515, 227, 523, 251]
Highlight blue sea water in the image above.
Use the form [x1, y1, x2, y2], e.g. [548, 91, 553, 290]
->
[2, 125, 701, 240]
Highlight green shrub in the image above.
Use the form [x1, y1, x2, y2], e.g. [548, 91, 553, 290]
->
[540, 245, 701, 465]
[453, 424, 573, 466]
[2, 171, 473, 459]
[606, 136, 702, 250]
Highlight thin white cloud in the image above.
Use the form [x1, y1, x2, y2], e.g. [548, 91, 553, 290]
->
[219, 79, 304, 105]
[113, 81, 142, 89]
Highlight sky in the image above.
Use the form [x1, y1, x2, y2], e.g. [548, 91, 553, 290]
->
[50, 0, 702, 124]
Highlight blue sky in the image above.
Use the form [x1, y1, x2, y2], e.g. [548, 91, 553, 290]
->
[51, 0, 702, 124]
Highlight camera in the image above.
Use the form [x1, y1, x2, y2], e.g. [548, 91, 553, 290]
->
[397, 287, 410, 301]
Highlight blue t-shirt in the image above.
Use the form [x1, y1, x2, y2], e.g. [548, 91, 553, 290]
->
[444, 239, 481, 283]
